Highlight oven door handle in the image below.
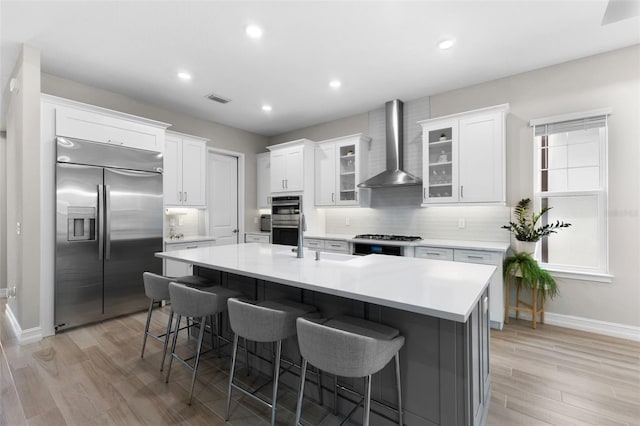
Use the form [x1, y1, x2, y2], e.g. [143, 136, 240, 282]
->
[271, 225, 300, 229]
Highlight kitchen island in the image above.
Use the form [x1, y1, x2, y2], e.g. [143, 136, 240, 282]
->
[156, 243, 496, 426]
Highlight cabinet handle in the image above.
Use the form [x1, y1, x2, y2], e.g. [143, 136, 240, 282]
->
[184, 192, 188, 202]
[467, 255, 484, 260]
[285, 179, 288, 189]
[461, 185, 464, 198]
[282, 179, 285, 189]
[179, 191, 182, 202]
[355, 191, 358, 201]
[186, 245, 198, 249]
[329, 244, 342, 248]
[424, 188, 427, 199]
[426, 252, 441, 256]
[268, 196, 271, 205]
[332, 193, 335, 202]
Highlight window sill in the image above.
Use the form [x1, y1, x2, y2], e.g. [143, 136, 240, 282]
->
[544, 268, 613, 283]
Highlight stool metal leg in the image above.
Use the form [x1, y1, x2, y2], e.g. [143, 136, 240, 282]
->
[187, 315, 207, 405]
[165, 314, 181, 383]
[395, 353, 403, 426]
[160, 310, 174, 371]
[140, 298, 155, 358]
[271, 340, 283, 426]
[245, 337, 251, 375]
[316, 366, 323, 406]
[333, 374, 339, 415]
[226, 334, 240, 421]
[363, 374, 372, 426]
[295, 358, 308, 426]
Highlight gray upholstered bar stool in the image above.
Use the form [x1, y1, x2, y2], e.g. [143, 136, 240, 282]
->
[140, 272, 213, 371]
[226, 298, 319, 426]
[165, 282, 243, 405]
[295, 316, 405, 426]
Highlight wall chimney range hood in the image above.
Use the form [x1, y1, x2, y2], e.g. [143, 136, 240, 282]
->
[358, 99, 422, 188]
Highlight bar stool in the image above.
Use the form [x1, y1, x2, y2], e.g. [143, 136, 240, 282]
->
[165, 282, 243, 405]
[140, 272, 214, 370]
[226, 298, 320, 426]
[295, 315, 405, 426]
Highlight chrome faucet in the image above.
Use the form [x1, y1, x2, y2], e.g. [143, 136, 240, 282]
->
[296, 213, 306, 258]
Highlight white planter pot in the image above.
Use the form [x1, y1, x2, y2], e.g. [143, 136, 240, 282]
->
[512, 239, 539, 255]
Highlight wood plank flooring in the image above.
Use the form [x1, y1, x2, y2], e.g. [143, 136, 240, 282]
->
[1, 299, 639, 425]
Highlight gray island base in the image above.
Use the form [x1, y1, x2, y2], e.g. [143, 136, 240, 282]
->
[156, 243, 494, 426]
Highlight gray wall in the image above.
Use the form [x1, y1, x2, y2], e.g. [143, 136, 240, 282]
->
[41, 73, 270, 231]
[6, 45, 42, 329]
[430, 45, 640, 328]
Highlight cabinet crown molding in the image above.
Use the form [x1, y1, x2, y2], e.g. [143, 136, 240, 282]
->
[41, 93, 171, 129]
[266, 138, 315, 151]
[315, 133, 372, 145]
[417, 103, 510, 126]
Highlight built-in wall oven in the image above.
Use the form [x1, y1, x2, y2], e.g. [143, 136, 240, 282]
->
[271, 195, 302, 246]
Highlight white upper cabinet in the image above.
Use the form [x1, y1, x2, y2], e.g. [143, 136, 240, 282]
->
[256, 152, 271, 209]
[54, 102, 169, 152]
[315, 134, 370, 206]
[419, 104, 508, 205]
[164, 131, 207, 207]
[267, 139, 315, 194]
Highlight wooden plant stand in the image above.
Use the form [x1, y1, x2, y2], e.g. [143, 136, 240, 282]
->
[504, 272, 545, 329]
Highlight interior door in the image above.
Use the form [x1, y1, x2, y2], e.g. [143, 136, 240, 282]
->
[55, 163, 103, 329]
[103, 168, 163, 317]
[209, 152, 239, 246]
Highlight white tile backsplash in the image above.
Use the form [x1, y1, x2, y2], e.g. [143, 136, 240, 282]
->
[324, 204, 510, 242]
[164, 208, 206, 237]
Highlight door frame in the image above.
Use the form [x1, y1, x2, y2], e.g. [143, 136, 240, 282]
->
[206, 147, 245, 244]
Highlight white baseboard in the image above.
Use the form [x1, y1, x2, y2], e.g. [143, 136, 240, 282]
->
[5, 304, 43, 345]
[0, 288, 6, 298]
[507, 309, 640, 342]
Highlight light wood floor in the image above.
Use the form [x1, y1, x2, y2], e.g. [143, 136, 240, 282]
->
[1, 299, 639, 426]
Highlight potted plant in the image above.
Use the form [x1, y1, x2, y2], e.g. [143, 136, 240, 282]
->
[501, 198, 571, 305]
[502, 198, 571, 255]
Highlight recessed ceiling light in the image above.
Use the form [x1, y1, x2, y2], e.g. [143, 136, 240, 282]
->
[262, 104, 272, 112]
[438, 39, 455, 50]
[329, 80, 342, 89]
[246, 25, 263, 39]
[177, 72, 192, 80]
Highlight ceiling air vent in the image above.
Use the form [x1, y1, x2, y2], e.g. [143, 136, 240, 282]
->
[205, 93, 231, 104]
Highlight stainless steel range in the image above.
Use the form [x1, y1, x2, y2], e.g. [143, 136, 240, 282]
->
[352, 234, 422, 256]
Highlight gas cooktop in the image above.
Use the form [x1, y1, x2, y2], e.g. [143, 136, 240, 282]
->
[353, 234, 423, 242]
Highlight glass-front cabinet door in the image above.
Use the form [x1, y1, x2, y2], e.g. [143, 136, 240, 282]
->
[421, 121, 459, 203]
[336, 141, 358, 204]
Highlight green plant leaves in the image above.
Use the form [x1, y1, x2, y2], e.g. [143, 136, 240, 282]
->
[503, 252, 559, 299]
[502, 198, 571, 242]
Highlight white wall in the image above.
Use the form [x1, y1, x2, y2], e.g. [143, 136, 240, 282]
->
[430, 45, 640, 329]
[0, 131, 6, 293]
[5, 45, 42, 330]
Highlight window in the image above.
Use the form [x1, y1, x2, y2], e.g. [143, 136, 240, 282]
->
[531, 109, 611, 281]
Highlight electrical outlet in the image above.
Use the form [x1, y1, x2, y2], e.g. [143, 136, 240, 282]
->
[458, 218, 465, 229]
[345, 217, 351, 226]
[178, 216, 184, 226]
[16, 222, 21, 235]
[169, 218, 176, 226]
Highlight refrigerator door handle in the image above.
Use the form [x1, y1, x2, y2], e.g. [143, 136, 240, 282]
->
[105, 185, 111, 260]
[97, 184, 104, 260]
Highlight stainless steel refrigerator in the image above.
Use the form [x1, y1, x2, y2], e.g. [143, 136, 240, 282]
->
[55, 137, 163, 330]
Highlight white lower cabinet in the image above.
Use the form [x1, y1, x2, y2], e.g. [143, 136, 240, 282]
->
[416, 246, 504, 329]
[163, 240, 214, 277]
[245, 233, 270, 243]
[304, 238, 349, 253]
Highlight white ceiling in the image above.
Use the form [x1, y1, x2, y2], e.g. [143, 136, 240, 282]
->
[1, 1, 639, 136]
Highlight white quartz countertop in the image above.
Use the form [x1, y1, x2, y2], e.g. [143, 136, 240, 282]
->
[304, 233, 510, 252]
[156, 243, 496, 322]
[164, 236, 216, 245]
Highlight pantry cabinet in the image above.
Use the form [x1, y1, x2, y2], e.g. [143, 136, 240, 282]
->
[267, 139, 315, 194]
[164, 131, 208, 207]
[315, 134, 370, 206]
[418, 104, 508, 205]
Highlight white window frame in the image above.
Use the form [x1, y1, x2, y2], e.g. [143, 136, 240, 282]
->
[530, 108, 613, 283]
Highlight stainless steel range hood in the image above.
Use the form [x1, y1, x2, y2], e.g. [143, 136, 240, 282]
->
[358, 99, 422, 188]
